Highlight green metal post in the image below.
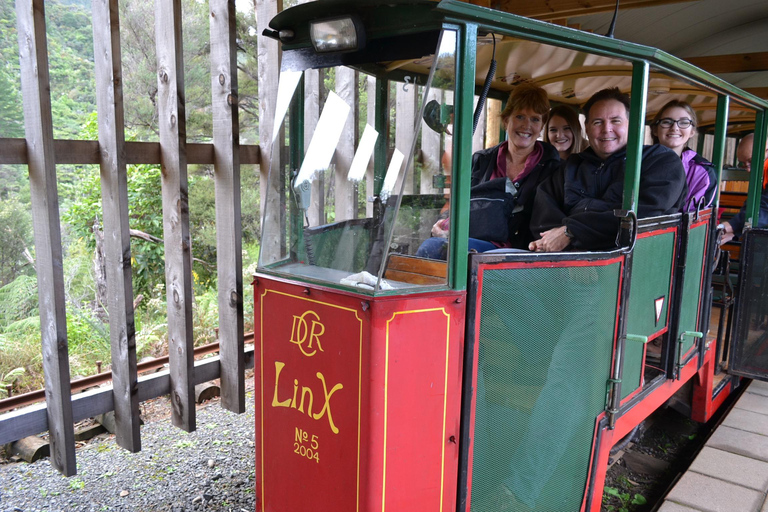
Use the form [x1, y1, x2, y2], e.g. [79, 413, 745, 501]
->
[289, 76, 305, 258]
[711, 95, 729, 207]
[374, 78, 389, 196]
[746, 109, 767, 229]
[622, 61, 649, 213]
[448, 23, 477, 290]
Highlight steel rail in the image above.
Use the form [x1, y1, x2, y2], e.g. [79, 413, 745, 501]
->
[0, 332, 255, 414]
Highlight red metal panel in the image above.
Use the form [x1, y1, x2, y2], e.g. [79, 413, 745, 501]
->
[255, 280, 368, 512]
[254, 274, 465, 512]
[378, 306, 459, 511]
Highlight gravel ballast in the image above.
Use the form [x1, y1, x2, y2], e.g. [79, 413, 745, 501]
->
[0, 392, 256, 512]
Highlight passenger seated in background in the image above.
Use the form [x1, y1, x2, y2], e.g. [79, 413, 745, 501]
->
[720, 133, 768, 243]
[528, 87, 688, 252]
[543, 104, 588, 161]
[650, 100, 717, 212]
[416, 83, 560, 258]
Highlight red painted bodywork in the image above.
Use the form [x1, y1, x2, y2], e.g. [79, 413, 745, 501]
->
[254, 274, 466, 512]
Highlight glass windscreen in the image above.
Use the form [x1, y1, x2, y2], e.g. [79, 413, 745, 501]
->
[258, 29, 457, 293]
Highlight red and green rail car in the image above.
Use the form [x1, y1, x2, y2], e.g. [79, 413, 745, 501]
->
[253, 1, 768, 510]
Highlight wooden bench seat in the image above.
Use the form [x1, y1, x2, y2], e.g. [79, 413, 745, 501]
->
[385, 254, 447, 285]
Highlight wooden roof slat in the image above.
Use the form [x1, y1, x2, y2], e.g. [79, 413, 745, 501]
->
[475, 0, 698, 21]
[686, 52, 768, 75]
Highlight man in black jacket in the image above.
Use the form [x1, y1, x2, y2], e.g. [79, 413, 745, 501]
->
[529, 88, 688, 252]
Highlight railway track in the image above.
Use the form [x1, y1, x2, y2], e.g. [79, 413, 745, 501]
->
[0, 331, 255, 414]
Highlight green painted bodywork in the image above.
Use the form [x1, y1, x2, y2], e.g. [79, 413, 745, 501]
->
[677, 222, 708, 358]
[623, 231, 676, 399]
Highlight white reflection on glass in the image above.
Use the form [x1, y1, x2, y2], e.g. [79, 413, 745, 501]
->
[380, 149, 404, 202]
[271, 70, 303, 144]
[295, 91, 351, 186]
[347, 124, 378, 183]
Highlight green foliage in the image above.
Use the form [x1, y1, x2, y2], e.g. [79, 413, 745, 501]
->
[603, 486, 647, 512]
[62, 162, 166, 299]
[68, 478, 85, 491]
[0, 0, 23, 139]
[0, 367, 25, 398]
[0, 274, 38, 328]
[193, 288, 219, 346]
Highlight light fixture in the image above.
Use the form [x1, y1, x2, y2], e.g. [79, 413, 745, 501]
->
[310, 16, 364, 53]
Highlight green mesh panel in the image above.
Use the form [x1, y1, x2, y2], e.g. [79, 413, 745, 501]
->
[470, 262, 620, 512]
[677, 224, 707, 356]
[623, 232, 675, 399]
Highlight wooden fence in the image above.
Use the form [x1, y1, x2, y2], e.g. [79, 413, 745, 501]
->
[0, 0, 496, 476]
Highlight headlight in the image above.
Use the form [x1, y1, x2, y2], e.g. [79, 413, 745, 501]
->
[310, 16, 363, 53]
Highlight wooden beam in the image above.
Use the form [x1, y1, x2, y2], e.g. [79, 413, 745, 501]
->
[485, 0, 697, 21]
[0, 139, 261, 165]
[686, 52, 768, 74]
[16, 0, 76, 477]
[155, 0, 196, 433]
[92, 0, 141, 452]
[210, 0, 245, 415]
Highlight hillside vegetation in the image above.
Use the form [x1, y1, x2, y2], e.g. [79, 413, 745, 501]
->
[0, 0, 262, 396]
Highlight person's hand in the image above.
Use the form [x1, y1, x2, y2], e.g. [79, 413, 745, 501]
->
[528, 226, 571, 252]
[431, 218, 449, 238]
[718, 222, 735, 245]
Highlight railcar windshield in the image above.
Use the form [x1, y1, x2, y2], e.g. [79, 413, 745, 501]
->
[258, 26, 457, 293]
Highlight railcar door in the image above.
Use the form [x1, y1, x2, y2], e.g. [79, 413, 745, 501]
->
[460, 250, 625, 512]
[728, 228, 768, 380]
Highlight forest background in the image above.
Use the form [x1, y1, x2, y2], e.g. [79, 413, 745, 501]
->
[0, 0, 281, 395]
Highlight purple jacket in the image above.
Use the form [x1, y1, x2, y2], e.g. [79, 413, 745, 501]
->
[681, 149, 715, 212]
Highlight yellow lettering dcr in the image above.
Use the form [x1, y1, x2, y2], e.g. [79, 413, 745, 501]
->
[289, 310, 325, 357]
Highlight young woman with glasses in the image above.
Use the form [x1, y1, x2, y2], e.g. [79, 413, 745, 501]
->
[651, 99, 717, 211]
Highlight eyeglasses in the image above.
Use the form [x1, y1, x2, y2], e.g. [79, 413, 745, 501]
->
[656, 118, 694, 129]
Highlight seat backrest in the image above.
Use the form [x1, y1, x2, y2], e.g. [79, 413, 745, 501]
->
[384, 254, 447, 285]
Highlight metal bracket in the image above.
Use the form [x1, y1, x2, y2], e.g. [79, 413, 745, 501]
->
[605, 377, 622, 429]
[675, 331, 704, 379]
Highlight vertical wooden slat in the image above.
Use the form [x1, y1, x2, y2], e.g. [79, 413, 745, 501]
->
[420, 88, 441, 195]
[256, 0, 281, 262]
[209, 0, 244, 413]
[92, 0, 141, 451]
[395, 83, 417, 195]
[15, 0, 76, 476]
[305, 69, 323, 225]
[334, 66, 358, 220]
[155, 0, 196, 432]
[485, 98, 501, 148]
